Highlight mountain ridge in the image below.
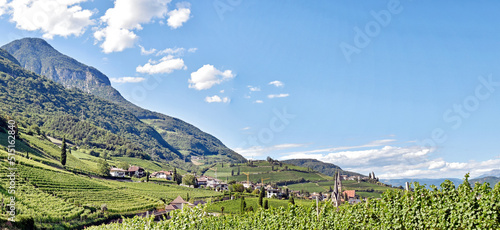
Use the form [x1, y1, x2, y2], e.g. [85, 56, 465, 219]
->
[0, 49, 181, 161]
[1, 38, 245, 163]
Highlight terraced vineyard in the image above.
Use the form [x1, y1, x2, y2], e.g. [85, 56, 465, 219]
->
[0, 144, 222, 229]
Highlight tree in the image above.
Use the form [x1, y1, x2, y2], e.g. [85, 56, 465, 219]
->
[183, 174, 196, 186]
[98, 159, 110, 176]
[146, 171, 149, 182]
[173, 168, 182, 185]
[237, 166, 240, 176]
[264, 200, 269, 209]
[232, 184, 244, 192]
[259, 187, 265, 207]
[117, 162, 129, 170]
[175, 174, 182, 185]
[221, 162, 224, 168]
[240, 197, 246, 214]
[30, 125, 40, 135]
[289, 196, 295, 205]
[60, 138, 67, 166]
[231, 170, 234, 176]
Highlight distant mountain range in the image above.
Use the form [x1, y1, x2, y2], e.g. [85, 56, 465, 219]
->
[380, 178, 464, 189]
[470, 176, 500, 187]
[382, 175, 500, 189]
[477, 169, 500, 178]
[0, 38, 245, 168]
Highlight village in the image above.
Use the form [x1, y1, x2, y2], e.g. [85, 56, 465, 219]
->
[107, 164, 385, 214]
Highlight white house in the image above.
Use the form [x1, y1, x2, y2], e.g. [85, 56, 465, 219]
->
[215, 183, 229, 192]
[267, 188, 279, 198]
[110, 168, 126, 177]
[151, 170, 173, 180]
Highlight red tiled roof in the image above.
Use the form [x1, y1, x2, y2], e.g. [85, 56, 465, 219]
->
[128, 166, 140, 172]
[165, 204, 177, 211]
[152, 171, 172, 176]
[170, 196, 188, 204]
[343, 190, 356, 198]
[110, 168, 126, 172]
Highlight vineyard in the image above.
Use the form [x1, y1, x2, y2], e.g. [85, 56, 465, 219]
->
[88, 177, 500, 229]
[0, 146, 222, 229]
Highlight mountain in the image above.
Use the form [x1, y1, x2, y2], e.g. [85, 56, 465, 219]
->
[0, 47, 180, 161]
[282, 159, 364, 177]
[470, 176, 500, 187]
[380, 178, 463, 189]
[2, 38, 245, 163]
[476, 169, 500, 178]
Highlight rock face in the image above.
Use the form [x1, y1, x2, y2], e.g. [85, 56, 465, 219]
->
[1, 38, 246, 163]
[1, 38, 123, 102]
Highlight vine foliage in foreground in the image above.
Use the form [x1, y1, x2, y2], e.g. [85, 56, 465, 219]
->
[88, 174, 500, 230]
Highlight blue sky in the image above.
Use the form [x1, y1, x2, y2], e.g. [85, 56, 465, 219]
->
[1, 0, 500, 179]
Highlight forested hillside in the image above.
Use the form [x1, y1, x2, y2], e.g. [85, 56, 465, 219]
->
[0, 48, 180, 161]
[283, 159, 363, 177]
[1, 38, 246, 163]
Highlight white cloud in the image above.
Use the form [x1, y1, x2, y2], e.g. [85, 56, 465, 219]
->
[100, 0, 169, 30]
[189, 64, 235, 90]
[0, 0, 7, 16]
[205, 95, 230, 103]
[110, 76, 146, 83]
[248, 86, 261, 92]
[167, 2, 191, 29]
[279, 139, 397, 157]
[188, 47, 197, 53]
[139, 45, 156, 55]
[269, 80, 284, 87]
[7, 0, 94, 39]
[242, 127, 251, 130]
[220, 90, 225, 93]
[254, 100, 263, 104]
[268, 93, 289, 98]
[94, 0, 171, 53]
[94, 22, 138, 53]
[156, 47, 184, 56]
[279, 142, 500, 179]
[136, 55, 186, 74]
